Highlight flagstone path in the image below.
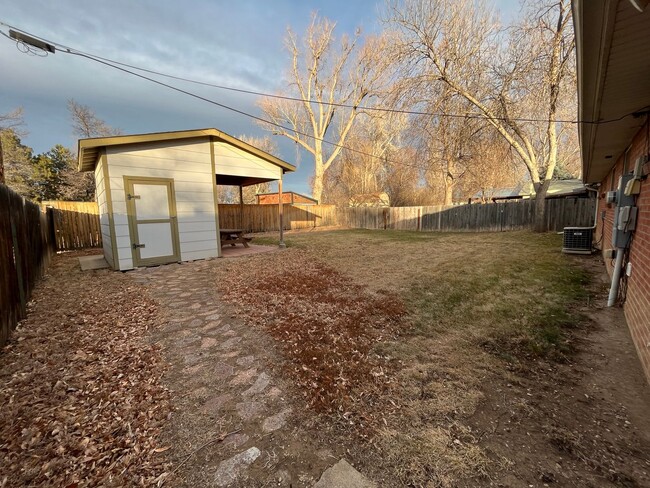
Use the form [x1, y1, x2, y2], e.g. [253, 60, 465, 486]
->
[130, 259, 371, 487]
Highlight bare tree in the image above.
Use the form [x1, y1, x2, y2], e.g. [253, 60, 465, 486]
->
[410, 87, 488, 205]
[384, 146, 430, 206]
[66, 100, 122, 200]
[323, 110, 407, 205]
[68, 99, 122, 138]
[258, 14, 387, 203]
[387, 0, 576, 229]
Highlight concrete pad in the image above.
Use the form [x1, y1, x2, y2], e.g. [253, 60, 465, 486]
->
[314, 459, 376, 488]
[79, 255, 109, 271]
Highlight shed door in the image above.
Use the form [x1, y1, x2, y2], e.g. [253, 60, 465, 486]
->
[125, 177, 180, 267]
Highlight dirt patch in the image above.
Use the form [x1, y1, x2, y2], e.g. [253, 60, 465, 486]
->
[467, 255, 650, 487]
[0, 251, 171, 487]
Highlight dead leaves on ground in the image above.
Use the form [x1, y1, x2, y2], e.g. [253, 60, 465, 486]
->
[0, 254, 171, 487]
[217, 250, 407, 423]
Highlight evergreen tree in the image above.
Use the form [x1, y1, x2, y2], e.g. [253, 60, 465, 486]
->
[31, 145, 75, 201]
[1, 129, 34, 196]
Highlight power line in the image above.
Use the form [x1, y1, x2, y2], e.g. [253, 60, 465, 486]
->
[0, 24, 573, 176]
[0, 21, 639, 178]
[0, 24, 423, 170]
[0, 20, 637, 126]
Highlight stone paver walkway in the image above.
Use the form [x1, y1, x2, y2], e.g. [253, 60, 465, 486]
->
[130, 258, 360, 487]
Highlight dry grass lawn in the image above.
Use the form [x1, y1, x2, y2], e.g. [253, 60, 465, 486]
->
[3, 231, 648, 487]
[218, 229, 650, 487]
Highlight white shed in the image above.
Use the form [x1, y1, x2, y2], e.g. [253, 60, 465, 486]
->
[77, 128, 295, 271]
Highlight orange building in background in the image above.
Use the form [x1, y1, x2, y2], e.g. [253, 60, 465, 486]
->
[256, 191, 318, 205]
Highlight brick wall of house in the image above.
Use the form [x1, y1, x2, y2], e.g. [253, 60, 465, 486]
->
[595, 121, 650, 380]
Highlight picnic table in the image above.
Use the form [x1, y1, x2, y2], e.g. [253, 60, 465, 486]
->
[219, 228, 252, 248]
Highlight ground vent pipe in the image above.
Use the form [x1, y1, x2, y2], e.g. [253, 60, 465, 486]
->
[607, 250, 624, 307]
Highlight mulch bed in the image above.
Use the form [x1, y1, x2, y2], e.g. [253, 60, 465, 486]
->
[0, 253, 171, 487]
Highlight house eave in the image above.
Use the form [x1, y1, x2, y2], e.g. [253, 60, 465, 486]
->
[574, 0, 650, 184]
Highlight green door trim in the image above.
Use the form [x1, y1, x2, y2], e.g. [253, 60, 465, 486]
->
[124, 176, 181, 267]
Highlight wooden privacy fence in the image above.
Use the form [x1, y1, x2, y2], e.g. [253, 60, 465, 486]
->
[0, 184, 55, 347]
[342, 198, 596, 232]
[40, 198, 595, 252]
[218, 204, 339, 232]
[42, 201, 101, 250]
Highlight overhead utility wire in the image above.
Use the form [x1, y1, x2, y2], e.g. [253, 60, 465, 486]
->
[0, 20, 639, 126]
[0, 23, 620, 174]
[0, 26, 423, 169]
[48, 46, 640, 126]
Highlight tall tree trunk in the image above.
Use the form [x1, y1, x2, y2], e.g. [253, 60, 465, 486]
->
[312, 152, 324, 203]
[444, 174, 454, 205]
[533, 180, 551, 232]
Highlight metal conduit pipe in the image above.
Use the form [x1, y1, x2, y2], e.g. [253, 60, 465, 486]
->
[607, 251, 625, 307]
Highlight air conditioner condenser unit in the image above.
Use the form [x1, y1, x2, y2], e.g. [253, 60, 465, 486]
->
[562, 227, 594, 254]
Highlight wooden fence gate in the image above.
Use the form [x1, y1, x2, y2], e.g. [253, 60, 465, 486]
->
[41, 201, 101, 250]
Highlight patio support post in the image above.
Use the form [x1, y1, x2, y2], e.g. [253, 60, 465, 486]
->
[278, 176, 286, 248]
[239, 184, 244, 230]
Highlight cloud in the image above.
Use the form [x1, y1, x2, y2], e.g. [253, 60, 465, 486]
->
[0, 0, 381, 194]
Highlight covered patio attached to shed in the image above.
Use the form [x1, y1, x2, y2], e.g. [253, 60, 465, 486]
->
[77, 128, 295, 270]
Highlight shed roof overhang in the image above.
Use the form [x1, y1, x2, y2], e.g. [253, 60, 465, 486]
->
[573, 0, 650, 184]
[77, 128, 296, 182]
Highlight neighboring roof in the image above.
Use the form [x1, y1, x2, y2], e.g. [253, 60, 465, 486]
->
[77, 128, 296, 174]
[349, 192, 390, 207]
[473, 179, 587, 201]
[573, 0, 650, 183]
[473, 185, 526, 201]
[543, 179, 589, 198]
[256, 191, 318, 203]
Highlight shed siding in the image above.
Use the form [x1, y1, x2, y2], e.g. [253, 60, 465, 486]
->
[94, 155, 114, 268]
[105, 138, 218, 270]
[213, 141, 282, 180]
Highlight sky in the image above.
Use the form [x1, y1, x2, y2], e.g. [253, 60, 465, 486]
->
[0, 0, 518, 196]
